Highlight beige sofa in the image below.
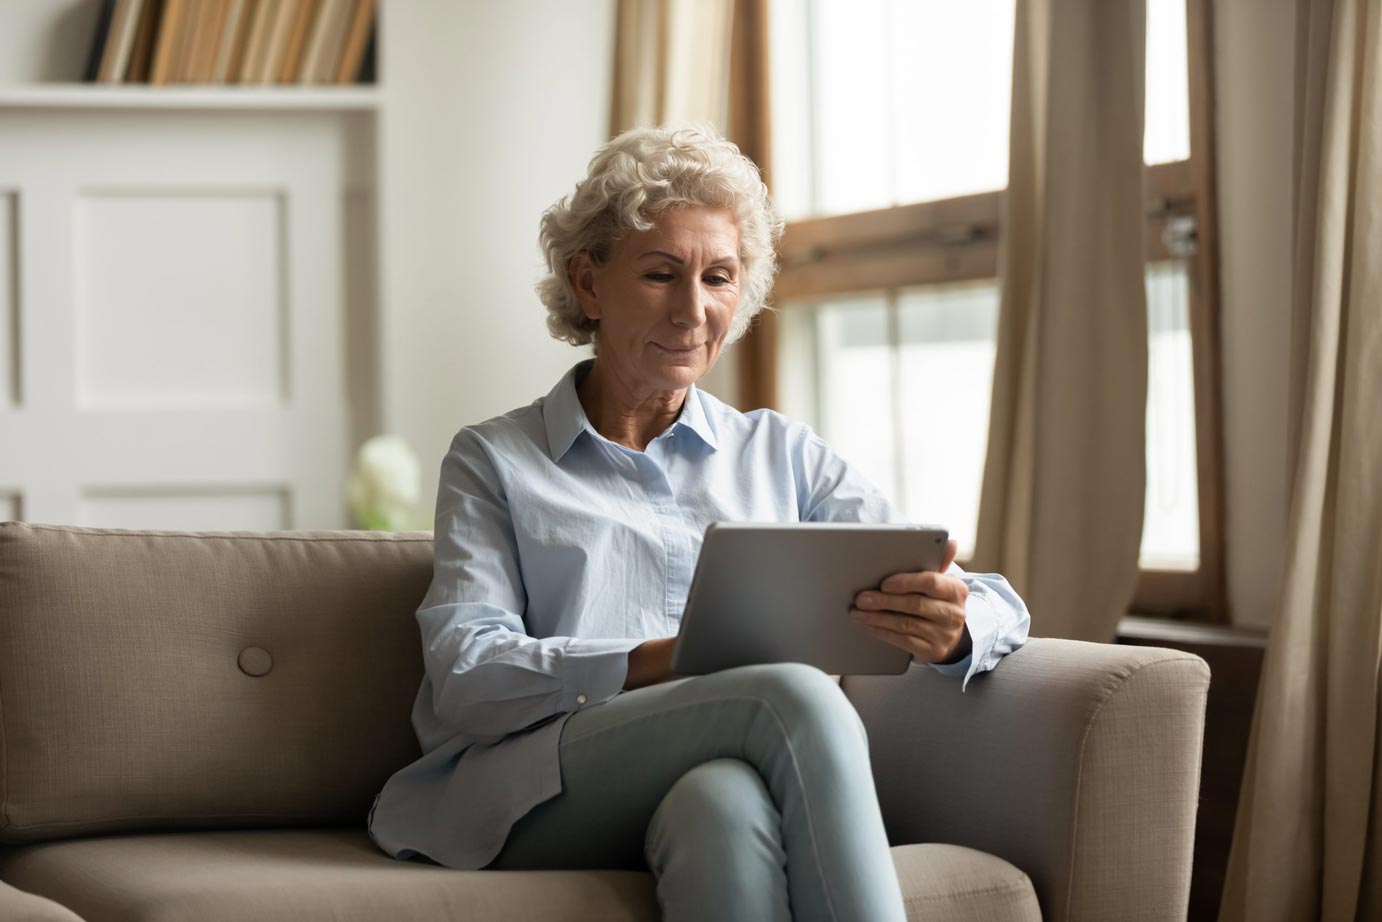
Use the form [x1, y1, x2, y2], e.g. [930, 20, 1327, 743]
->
[0, 523, 1210, 921]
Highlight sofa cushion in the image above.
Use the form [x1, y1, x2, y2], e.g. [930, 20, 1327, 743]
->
[0, 880, 83, 922]
[0, 524, 433, 844]
[893, 842, 1043, 921]
[0, 828, 1040, 922]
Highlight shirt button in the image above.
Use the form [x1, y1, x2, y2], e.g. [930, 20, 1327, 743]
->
[576, 694, 587, 705]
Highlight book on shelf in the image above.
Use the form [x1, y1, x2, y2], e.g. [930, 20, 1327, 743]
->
[336, 0, 376, 84]
[210, 0, 249, 83]
[95, 0, 144, 83]
[125, 0, 163, 82]
[83, 0, 116, 83]
[278, 0, 318, 83]
[84, 0, 377, 87]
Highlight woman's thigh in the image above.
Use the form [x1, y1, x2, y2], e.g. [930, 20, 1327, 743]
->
[484, 661, 868, 871]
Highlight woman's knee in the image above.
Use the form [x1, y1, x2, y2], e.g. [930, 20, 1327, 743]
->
[716, 662, 866, 739]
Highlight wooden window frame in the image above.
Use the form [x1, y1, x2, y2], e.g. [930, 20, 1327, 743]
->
[730, 0, 1227, 623]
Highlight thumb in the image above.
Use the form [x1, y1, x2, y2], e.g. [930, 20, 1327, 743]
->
[939, 538, 958, 573]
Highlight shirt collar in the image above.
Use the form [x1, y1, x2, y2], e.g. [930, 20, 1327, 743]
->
[542, 361, 593, 463]
[674, 378, 719, 452]
[542, 358, 720, 462]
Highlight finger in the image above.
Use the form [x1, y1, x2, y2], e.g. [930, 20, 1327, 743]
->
[940, 538, 958, 573]
[850, 605, 958, 640]
[853, 591, 953, 618]
[871, 572, 967, 603]
[858, 621, 943, 662]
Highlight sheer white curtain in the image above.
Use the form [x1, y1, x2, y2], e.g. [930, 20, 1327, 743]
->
[1220, 2, 1382, 919]
[972, 0, 1149, 642]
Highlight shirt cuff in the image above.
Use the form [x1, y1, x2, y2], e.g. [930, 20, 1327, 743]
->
[924, 588, 998, 691]
[559, 637, 645, 712]
[927, 648, 974, 680]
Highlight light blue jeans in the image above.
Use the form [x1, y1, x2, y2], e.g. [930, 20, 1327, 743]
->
[484, 662, 909, 922]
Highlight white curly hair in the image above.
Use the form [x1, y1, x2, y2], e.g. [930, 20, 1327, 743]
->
[537, 124, 783, 348]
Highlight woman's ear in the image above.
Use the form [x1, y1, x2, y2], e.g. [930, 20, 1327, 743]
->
[569, 251, 600, 321]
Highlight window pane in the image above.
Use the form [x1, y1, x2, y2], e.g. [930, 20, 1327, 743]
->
[770, 0, 1015, 220]
[776, 285, 998, 556]
[779, 271, 1199, 568]
[771, 0, 1194, 218]
[1141, 261, 1200, 568]
[1145, 0, 1191, 164]
[891, 1, 1015, 204]
[776, 296, 898, 505]
[819, 298, 898, 495]
[812, 0, 894, 216]
[896, 282, 1000, 558]
[768, 0, 816, 221]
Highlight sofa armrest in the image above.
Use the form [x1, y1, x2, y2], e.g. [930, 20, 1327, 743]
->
[841, 637, 1210, 922]
[0, 879, 84, 922]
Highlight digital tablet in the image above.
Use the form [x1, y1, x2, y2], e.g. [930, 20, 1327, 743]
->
[669, 522, 950, 676]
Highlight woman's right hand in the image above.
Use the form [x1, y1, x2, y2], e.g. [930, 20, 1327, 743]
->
[624, 637, 678, 690]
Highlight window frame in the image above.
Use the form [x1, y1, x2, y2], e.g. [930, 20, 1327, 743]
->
[730, 0, 1227, 622]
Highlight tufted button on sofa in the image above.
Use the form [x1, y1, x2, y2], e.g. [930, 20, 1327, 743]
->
[0, 522, 1209, 921]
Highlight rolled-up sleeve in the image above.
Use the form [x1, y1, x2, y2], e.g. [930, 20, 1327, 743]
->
[790, 420, 1030, 689]
[418, 431, 641, 746]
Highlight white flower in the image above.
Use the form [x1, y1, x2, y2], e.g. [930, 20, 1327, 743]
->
[347, 434, 422, 530]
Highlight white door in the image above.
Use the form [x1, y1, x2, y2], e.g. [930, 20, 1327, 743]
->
[0, 109, 356, 530]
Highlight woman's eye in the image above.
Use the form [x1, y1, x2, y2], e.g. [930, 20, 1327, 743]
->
[645, 272, 674, 282]
[705, 275, 731, 286]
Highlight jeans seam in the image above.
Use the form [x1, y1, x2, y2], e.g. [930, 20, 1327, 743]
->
[562, 692, 845, 922]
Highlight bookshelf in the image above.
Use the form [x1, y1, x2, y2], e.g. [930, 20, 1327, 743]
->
[0, 0, 383, 530]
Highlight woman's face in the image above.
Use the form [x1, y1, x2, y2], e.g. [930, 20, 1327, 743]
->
[572, 206, 740, 396]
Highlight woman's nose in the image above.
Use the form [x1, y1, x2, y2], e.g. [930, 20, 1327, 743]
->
[670, 280, 707, 327]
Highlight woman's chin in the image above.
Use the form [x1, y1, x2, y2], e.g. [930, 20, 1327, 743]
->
[643, 358, 706, 390]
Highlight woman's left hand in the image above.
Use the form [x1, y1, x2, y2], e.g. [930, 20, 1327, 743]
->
[850, 538, 972, 665]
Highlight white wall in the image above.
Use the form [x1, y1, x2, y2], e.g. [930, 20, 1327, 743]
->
[1214, 0, 1295, 628]
[0, 1, 99, 84]
[379, 0, 615, 517]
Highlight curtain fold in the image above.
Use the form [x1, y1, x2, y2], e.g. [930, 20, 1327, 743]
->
[1220, 1, 1382, 919]
[971, 0, 1148, 643]
[609, 0, 735, 135]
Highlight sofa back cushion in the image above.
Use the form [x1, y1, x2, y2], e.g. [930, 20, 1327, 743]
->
[0, 523, 432, 844]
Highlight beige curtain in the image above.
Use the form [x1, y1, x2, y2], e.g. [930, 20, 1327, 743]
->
[609, 0, 735, 134]
[971, 0, 1148, 642]
[1219, 2, 1382, 919]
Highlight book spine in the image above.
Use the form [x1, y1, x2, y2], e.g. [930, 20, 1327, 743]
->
[210, 0, 247, 83]
[333, 0, 375, 85]
[278, 0, 320, 83]
[84, 0, 118, 83]
[124, 0, 164, 83]
[147, 0, 185, 85]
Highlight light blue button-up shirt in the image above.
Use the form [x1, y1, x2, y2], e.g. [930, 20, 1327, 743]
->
[368, 359, 1030, 870]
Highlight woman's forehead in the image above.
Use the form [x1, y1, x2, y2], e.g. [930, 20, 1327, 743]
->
[621, 206, 740, 256]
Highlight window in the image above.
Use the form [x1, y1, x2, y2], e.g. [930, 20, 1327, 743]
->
[735, 0, 1224, 619]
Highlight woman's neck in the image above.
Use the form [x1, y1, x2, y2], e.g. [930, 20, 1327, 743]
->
[576, 359, 686, 452]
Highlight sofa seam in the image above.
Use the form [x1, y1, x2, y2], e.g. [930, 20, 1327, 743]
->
[1060, 654, 1209, 919]
[904, 877, 1034, 902]
[7, 524, 433, 543]
[562, 692, 847, 922]
[2, 812, 355, 832]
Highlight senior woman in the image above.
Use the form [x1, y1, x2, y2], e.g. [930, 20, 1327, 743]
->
[368, 125, 1030, 921]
